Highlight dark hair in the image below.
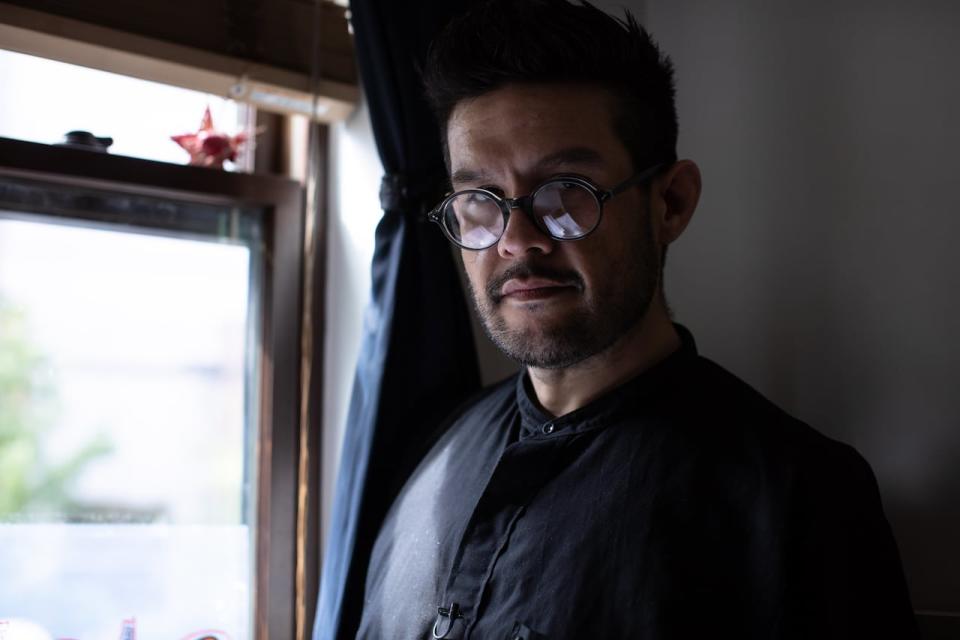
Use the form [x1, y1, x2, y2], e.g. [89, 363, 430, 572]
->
[422, 0, 678, 172]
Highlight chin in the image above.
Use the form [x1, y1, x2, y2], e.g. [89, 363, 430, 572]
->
[489, 318, 590, 366]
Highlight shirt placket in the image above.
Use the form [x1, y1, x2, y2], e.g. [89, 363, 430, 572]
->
[432, 430, 579, 639]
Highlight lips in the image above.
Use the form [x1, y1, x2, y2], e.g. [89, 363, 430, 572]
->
[486, 263, 584, 303]
[500, 277, 576, 300]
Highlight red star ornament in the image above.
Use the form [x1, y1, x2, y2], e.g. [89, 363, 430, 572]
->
[171, 106, 249, 168]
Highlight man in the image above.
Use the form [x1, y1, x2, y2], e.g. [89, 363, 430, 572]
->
[357, 1, 917, 638]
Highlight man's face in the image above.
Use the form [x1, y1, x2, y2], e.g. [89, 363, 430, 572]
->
[447, 83, 662, 369]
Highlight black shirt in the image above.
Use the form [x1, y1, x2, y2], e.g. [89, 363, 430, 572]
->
[357, 328, 917, 639]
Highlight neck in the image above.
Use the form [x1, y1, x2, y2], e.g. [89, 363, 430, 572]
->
[526, 299, 681, 417]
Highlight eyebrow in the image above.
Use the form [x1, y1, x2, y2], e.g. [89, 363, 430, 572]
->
[536, 146, 605, 170]
[450, 168, 490, 186]
[449, 146, 606, 188]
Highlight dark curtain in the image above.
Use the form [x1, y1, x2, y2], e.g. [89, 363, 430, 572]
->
[313, 1, 479, 638]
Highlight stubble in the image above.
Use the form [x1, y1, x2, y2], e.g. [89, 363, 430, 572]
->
[467, 208, 661, 370]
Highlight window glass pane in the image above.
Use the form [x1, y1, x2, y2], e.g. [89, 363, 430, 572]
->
[0, 179, 263, 639]
[0, 49, 252, 170]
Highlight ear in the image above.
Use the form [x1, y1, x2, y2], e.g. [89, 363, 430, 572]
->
[652, 160, 701, 245]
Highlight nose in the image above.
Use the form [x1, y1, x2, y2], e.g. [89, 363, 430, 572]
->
[496, 202, 554, 258]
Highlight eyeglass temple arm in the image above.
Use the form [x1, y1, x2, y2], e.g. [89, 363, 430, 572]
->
[602, 163, 665, 201]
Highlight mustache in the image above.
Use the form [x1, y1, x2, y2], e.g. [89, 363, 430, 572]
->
[486, 262, 584, 303]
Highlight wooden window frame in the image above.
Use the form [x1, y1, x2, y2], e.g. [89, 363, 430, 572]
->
[0, 136, 323, 639]
[0, 1, 358, 122]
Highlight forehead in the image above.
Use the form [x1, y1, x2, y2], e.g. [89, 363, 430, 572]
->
[445, 83, 630, 183]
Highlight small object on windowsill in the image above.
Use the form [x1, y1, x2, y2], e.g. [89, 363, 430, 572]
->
[117, 617, 136, 640]
[171, 106, 252, 170]
[54, 130, 113, 153]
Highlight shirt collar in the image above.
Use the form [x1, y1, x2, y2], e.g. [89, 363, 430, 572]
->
[515, 323, 699, 440]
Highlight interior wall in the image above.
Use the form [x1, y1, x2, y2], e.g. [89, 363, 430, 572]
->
[610, 0, 960, 626]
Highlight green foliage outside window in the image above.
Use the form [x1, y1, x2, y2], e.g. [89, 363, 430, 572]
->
[0, 295, 111, 521]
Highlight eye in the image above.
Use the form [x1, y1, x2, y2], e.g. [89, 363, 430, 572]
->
[449, 191, 499, 227]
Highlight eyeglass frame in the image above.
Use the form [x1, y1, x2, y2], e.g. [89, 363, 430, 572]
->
[427, 163, 665, 251]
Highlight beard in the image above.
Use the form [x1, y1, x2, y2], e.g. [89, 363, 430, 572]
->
[467, 212, 661, 369]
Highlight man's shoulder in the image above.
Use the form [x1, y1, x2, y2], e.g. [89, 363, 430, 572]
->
[679, 355, 870, 477]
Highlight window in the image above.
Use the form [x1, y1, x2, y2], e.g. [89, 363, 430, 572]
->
[0, 181, 262, 637]
[0, 136, 306, 639]
[0, 5, 349, 629]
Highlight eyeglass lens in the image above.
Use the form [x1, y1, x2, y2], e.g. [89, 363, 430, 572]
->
[443, 181, 601, 249]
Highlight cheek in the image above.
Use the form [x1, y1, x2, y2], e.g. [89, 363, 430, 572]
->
[571, 234, 627, 283]
[460, 249, 482, 272]
[603, 204, 653, 261]
[460, 250, 492, 293]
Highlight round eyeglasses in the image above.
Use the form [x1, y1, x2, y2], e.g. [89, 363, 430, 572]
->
[427, 164, 663, 250]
